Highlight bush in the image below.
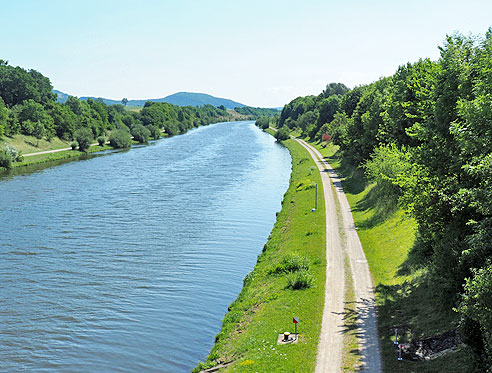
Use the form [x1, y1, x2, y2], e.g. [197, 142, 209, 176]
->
[74, 127, 93, 152]
[71, 141, 78, 150]
[131, 124, 151, 143]
[255, 116, 270, 130]
[0, 149, 12, 169]
[146, 124, 160, 140]
[275, 126, 290, 141]
[286, 269, 314, 290]
[458, 264, 492, 367]
[97, 136, 105, 146]
[109, 129, 132, 149]
[270, 253, 310, 274]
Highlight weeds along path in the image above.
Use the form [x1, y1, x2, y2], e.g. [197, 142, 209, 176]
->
[297, 139, 382, 372]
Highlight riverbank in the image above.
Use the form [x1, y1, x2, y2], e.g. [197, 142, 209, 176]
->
[194, 135, 326, 372]
[0, 119, 232, 172]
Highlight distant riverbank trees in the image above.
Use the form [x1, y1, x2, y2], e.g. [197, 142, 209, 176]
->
[278, 28, 492, 369]
[0, 60, 275, 169]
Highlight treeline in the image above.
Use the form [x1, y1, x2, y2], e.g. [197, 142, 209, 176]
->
[234, 106, 279, 117]
[0, 59, 228, 142]
[0, 60, 271, 167]
[279, 29, 492, 369]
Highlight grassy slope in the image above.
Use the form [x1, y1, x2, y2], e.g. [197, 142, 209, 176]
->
[195, 136, 326, 372]
[312, 141, 469, 373]
[2, 134, 72, 154]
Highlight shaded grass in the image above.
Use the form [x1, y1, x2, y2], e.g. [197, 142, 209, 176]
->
[311, 140, 468, 373]
[194, 138, 326, 372]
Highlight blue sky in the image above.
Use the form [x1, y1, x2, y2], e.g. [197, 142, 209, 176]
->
[2, 0, 492, 107]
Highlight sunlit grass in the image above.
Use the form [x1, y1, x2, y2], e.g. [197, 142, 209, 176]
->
[194, 137, 326, 372]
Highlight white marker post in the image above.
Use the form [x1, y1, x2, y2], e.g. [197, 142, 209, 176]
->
[312, 184, 317, 212]
[394, 328, 398, 345]
[398, 344, 403, 361]
[293, 316, 299, 339]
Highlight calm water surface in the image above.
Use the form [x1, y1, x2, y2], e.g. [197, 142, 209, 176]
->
[0, 121, 291, 372]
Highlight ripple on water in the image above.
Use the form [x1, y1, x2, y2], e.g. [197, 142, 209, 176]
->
[0, 121, 291, 372]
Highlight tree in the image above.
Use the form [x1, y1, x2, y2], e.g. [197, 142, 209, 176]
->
[122, 98, 128, 106]
[97, 136, 105, 146]
[32, 121, 45, 144]
[322, 82, 349, 98]
[274, 127, 290, 141]
[74, 127, 93, 151]
[255, 116, 270, 130]
[146, 124, 161, 140]
[109, 129, 132, 148]
[0, 97, 6, 138]
[131, 124, 150, 143]
[0, 64, 55, 107]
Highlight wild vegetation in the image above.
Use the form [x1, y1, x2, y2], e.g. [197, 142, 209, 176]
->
[277, 28, 492, 371]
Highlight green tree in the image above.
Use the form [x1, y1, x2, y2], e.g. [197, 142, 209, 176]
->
[32, 121, 45, 144]
[322, 82, 349, 98]
[122, 98, 128, 106]
[274, 126, 290, 141]
[255, 116, 270, 130]
[131, 124, 150, 143]
[0, 97, 6, 137]
[74, 127, 93, 151]
[146, 124, 161, 140]
[109, 129, 132, 148]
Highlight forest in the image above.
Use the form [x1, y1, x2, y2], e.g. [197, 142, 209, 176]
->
[274, 28, 492, 369]
[0, 59, 270, 168]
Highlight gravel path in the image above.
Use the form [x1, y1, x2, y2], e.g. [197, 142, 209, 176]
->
[296, 139, 382, 372]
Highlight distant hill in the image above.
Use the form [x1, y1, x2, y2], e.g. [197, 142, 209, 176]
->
[53, 90, 246, 109]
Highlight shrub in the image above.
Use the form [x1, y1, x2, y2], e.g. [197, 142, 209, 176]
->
[74, 127, 93, 152]
[275, 126, 290, 141]
[286, 269, 314, 290]
[255, 116, 270, 130]
[131, 124, 151, 143]
[0, 149, 12, 169]
[97, 136, 105, 146]
[146, 124, 160, 140]
[270, 253, 310, 274]
[71, 141, 78, 150]
[109, 129, 132, 149]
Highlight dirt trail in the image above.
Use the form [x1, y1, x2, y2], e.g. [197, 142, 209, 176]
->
[23, 143, 102, 157]
[296, 139, 382, 372]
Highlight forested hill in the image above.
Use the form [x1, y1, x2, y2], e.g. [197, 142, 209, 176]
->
[54, 90, 247, 109]
[277, 28, 492, 369]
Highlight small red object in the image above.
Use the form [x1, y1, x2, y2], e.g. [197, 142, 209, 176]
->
[293, 317, 299, 324]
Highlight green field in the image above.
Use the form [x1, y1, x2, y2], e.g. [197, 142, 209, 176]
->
[312, 141, 469, 373]
[195, 135, 327, 372]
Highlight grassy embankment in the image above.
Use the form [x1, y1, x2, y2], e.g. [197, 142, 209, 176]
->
[195, 133, 327, 372]
[0, 134, 113, 169]
[311, 140, 469, 373]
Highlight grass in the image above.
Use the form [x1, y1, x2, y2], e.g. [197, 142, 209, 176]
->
[1, 134, 72, 154]
[194, 136, 327, 372]
[9, 143, 113, 169]
[311, 140, 470, 373]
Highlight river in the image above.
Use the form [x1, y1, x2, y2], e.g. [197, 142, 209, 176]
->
[0, 121, 291, 372]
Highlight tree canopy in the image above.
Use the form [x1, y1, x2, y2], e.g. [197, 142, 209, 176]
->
[278, 29, 492, 368]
